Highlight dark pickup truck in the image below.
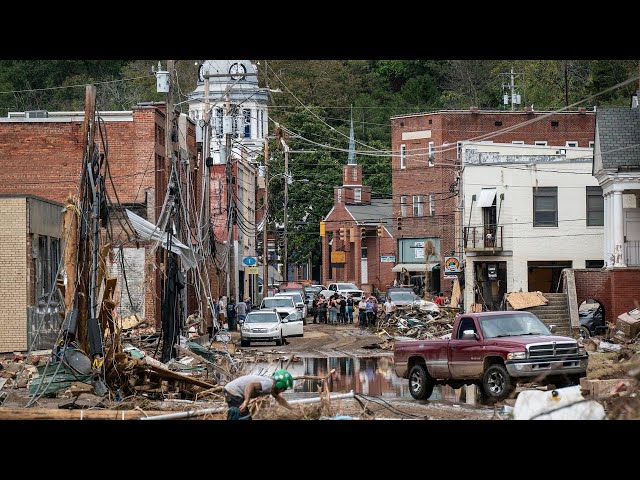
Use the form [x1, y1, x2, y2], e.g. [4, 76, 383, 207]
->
[394, 311, 588, 402]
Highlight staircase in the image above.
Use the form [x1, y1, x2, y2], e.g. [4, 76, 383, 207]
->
[520, 293, 572, 337]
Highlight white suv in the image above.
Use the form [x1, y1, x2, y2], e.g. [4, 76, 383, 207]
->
[240, 309, 303, 347]
[327, 282, 364, 302]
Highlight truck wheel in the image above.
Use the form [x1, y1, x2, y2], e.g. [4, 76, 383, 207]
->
[482, 364, 514, 403]
[241, 339, 250, 347]
[409, 365, 434, 400]
[275, 334, 283, 346]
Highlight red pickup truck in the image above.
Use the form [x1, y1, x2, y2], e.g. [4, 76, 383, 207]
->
[394, 311, 588, 402]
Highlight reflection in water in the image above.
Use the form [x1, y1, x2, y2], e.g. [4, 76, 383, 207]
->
[248, 356, 461, 401]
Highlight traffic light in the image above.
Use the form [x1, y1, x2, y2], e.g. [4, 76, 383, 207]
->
[397, 217, 402, 231]
[360, 227, 366, 240]
[339, 227, 346, 242]
[377, 224, 383, 237]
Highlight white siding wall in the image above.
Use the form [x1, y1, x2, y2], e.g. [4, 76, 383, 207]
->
[462, 143, 603, 309]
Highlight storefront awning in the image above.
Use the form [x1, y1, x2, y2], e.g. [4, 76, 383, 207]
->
[392, 263, 439, 273]
[477, 188, 497, 208]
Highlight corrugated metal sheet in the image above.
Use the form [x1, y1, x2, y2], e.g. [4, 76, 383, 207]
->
[126, 209, 199, 269]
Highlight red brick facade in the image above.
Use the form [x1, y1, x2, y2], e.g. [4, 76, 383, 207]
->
[574, 268, 640, 324]
[391, 110, 596, 295]
[322, 164, 395, 293]
[0, 106, 212, 329]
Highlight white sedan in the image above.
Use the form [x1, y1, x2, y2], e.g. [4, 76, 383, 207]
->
[240, 309, 303, 347]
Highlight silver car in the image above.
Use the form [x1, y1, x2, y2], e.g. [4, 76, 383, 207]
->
[240, 309, 303, 347]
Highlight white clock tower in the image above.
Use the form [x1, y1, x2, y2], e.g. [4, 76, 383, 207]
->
[188, 60, 269, 164]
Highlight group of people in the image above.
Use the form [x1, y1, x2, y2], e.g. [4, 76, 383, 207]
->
[214, 296, 253, 332]
[310, 293, 389, 328]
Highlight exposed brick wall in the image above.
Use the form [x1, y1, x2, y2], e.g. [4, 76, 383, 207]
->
[0, 198, 27, 352]
[392, 110, 596, 295]
[108, 247, 146, 319]
[574, 268, 640, 324]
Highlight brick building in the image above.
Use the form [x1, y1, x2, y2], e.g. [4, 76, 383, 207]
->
[321, 162, 395, 293]
[391, 109, 596, 295]
[0, 195, 62, 352]
[0, 106, 211, 331]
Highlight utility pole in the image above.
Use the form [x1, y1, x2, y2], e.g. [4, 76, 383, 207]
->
[501, 66, 522, 111]
[280, 134, 290, 283]
[225, 89, 236, 302]
[262, 139, 269, 299]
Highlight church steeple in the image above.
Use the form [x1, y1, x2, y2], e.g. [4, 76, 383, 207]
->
[347, 105, 356, 165]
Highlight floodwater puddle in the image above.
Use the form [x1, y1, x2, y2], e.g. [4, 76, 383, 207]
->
[248, 356, 461, 401]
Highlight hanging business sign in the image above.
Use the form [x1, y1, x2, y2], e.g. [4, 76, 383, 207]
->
[245, 266, 259, 274]
[380, 255, 396, 263]
[331, 251, 346, 263]
[443, 256, 461, 279]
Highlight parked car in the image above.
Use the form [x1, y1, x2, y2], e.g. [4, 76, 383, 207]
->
[386, 287, 440, 313]
[275, 291, 308, 322]
[579, 300, 605, 338]
[394, 311, 588, 403]
[239, 309, 303, 347]
[327, 282, 364, 302]
[260, 296, 297, 320]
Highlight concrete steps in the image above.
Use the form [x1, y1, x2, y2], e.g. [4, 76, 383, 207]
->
[514, 293, 573, 336]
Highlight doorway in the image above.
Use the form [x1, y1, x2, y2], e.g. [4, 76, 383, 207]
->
[527, 261, 572, 293]
[473, 261, 507, 311]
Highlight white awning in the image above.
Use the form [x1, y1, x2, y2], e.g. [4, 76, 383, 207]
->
[477, 188, 497, 208]
[392, 263, 439, 273]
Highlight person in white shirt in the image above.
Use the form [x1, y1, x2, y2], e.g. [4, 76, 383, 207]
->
[383, 297, 396, 322]
[358, 299, 367, 327]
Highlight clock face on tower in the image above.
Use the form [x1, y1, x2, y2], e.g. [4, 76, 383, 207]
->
[229, 62, 247, 80]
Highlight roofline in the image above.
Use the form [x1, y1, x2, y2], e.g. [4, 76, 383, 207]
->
[0, 194, 64, 207]
[391, 109, 596, 120]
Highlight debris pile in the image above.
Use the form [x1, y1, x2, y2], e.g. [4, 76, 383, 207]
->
[377, 306, 458, 340]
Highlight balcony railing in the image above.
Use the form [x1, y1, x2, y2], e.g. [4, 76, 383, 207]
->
[464, 225, 503, 251]
[626, 241, 640, 266]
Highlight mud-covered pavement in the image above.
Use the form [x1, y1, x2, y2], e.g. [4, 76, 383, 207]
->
[231, 322, 495, 419]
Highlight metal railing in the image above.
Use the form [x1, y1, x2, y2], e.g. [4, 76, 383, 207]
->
[464, 225, 503, 250]
[626, 241, 640, 266]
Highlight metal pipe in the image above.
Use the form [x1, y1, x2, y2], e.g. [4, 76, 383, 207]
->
[140, 391, 355, 420]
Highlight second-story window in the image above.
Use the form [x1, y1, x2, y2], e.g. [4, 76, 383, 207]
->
[400, 196, 407, 217]
[428, 142, 435, 167]
[400, 144, 406, 169]
[354, 188, 362, 203]
[533, 187, 558, 227]
[413, 195, 423, 217]
[337, 188, 342, 204]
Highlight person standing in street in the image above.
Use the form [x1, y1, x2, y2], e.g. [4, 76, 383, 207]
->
[383, 297, 396, 322]
[217, 296, 226, 329]
[345, 295, 354, 324]
[227, 298, 237, 331]
[358, 298, 367, 327]
[236, 298, 247, 325]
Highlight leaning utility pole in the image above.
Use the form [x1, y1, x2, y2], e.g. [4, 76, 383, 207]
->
[280, 134, 290, 283]
[161, 59, 182, 363]
[262, 139, 269, 299]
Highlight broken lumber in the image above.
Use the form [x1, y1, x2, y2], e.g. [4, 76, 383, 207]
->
[0, 408, 177, 420]
[175, 344, 230, 379]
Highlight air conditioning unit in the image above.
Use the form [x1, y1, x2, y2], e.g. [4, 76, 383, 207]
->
[25, 110, 48, 118]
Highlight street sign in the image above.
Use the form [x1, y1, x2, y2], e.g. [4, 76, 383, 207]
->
[380, 255, 396, 263]
[242, 256, 257, 266]
[245, 266, 259, 274]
